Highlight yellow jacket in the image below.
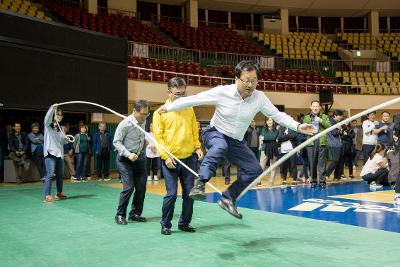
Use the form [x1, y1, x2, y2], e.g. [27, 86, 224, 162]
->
[153, 100, 201, 160]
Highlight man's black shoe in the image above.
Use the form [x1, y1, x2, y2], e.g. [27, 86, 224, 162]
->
[115, 215, 127, 225]
[161, 227, 172, 235]
[189, 180, 206, 200]
[218, 197, 242, 219]
[311, 181, 318, 188]
[128, 214, 147, 222]
[320, 182, 327, 189]
[178, 225, 196, 232]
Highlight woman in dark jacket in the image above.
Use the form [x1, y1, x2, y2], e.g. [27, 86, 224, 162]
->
[259, 117, 279, 185]
[340, 123, 355, 179]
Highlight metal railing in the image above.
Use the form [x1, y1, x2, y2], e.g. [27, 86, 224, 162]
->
[151, 14, 184, 24]
[198, 20, 234, 28]
[127, 41, 400, 74]
[128, 41, 200, 62]
[127, 66, 396, 95]
[51, 0, 81, 7]
[200, 51, 262, 67]
[289, 28, 320, 33]
[335, 28, 369, 34]
[98, 6, 137, 18]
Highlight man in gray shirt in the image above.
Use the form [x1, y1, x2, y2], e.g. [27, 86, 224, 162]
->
[114, 100, 150, 225]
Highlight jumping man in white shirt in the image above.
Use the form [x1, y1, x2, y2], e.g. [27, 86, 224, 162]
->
[159, 60, 314, 219]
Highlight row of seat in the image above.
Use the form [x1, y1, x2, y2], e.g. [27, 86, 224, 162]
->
[128, 57, 208, 76]
[336, 71, 400, 84]
[44, 0, 167, 45]
[157, 20, 263, 55]
[127, 68, 343, 94]
[252, 32, 338, 60]
[0, 0, 51, 20]
[337, 32, 400, 60]
[359, 85, 399, 95]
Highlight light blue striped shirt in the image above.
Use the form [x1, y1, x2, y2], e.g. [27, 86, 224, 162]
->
[113, 115, 146, 158]
[43, 106, 67, 158]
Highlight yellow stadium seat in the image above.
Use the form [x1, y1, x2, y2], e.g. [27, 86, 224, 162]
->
[360, 86, 369, 94]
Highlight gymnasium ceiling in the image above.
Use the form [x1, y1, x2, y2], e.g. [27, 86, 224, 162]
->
[141, 0, 400, 17]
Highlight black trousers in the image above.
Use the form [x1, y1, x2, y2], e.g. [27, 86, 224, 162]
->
[146, 157, 160, 176]
[32, 152, 46, 178]
[341, 143, 354, 176]
[116, 156, 147, 217]
[96, 148, 110, 178]
[281, 153, 297, 181]
[326, 147, 342, 179]
[249, 147, 259, 161]
[362, 168, 389, 185]
[395, 175, 400, 193]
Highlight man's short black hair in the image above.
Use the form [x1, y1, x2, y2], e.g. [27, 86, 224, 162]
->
[333, 109, 344, 116]
[134, 99, 149, 112]
[234, 60, 260, 78]
[310, 100, 321, 106]
[168, 77, 187, 90]
[31, 123, 40, 129]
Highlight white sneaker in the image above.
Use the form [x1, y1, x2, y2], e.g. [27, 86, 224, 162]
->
[103, 177, 111, 181]
[281, 181, 287, 188]
[369, 182, 383, 190]
[394, 195, 400, 206]
[71, 177, 80, 182]
[147, 176, 152, 181]
[153, 175, 159, 181]
[86, 176, 91, 181]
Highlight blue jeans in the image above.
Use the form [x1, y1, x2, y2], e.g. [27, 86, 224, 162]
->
[199, 126, 263, 200]
[116, 156, 147, 217]
[353, 149, 361, 167]
[363, 144, 375, 164]
[43, 155, 64, 197]
[161, 155, 195, 229]
[75, 152, 89, 178]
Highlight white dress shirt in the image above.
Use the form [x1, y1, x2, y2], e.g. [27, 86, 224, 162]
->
[166, 84, 300, 141]
[145, 132, 159, 158]
[362, 119, 378, 145]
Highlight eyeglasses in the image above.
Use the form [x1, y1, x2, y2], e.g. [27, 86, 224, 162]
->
[168, 89, 186, 98]
[238, 77, 258, 86]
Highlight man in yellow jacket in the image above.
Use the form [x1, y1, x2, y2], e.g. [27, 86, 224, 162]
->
[153, 77, 203, 235]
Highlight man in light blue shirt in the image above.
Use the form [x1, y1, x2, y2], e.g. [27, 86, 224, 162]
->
[159, 60, 313, 219]
[113, 99, 149, 225]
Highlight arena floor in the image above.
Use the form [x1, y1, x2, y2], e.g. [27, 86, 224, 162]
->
[1, 172, 400, 267]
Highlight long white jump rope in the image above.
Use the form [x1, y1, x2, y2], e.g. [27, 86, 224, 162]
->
[53, 97, 400, 202]
[53, 101, 223, 194]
